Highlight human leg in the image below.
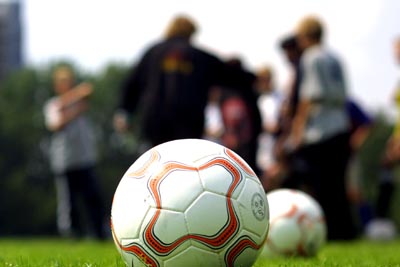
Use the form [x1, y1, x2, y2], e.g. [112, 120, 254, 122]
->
[78, 167, 106, 239]
[55, 172, 83, 237]
[317, 133, 357, 240]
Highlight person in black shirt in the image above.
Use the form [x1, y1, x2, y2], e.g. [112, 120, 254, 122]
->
[113, 15, 255, 147]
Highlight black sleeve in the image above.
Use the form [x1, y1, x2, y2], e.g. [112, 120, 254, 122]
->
[118, 50, 151, 114]
[212, 56, 256, 90]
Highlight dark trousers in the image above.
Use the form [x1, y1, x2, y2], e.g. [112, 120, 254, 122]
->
[55, 166, 105, 239]
[284, 132, 357, 240]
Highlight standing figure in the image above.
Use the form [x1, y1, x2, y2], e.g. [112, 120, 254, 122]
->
[254, 66, 284, 186]
[203, 86, 224, 144]
[366, 36, 400, 240]
[287, 16, 357, 240]
[217, 58, 262, 174]
[264, 35, 304, 191]
[43, 65, 106, 239]
[113, 15, 255, 149]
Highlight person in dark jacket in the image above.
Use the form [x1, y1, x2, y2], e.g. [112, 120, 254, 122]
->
[218, 58, 262, 174]
[113, 15, 255, 147]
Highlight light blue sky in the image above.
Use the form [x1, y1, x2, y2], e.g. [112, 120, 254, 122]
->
[19, 0, 400, 116]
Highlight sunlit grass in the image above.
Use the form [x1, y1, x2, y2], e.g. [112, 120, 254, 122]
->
[254, 239, 400, 267]
[0, 238, 125, 267]
[1, 238, 400, 266]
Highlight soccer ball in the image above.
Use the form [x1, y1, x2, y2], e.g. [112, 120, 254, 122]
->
[111, 139, 269, 267]
[260, 189, 326, 258]
[365, 218, 397, 241]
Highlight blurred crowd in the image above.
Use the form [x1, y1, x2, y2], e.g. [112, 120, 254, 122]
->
[44, 14, 399, 241]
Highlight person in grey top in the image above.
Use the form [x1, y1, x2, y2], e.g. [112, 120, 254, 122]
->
[43, 65, 105, 239]
[286, 15, 357, 240]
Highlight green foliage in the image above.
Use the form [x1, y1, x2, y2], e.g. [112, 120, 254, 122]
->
[358, 112, 393, 198]
[88, 63, 140, 208]
[0, 61, 137, 235]
[0, 67, 56, 235]
[356, 112, 400, 225]
[0, 61, 399, 236]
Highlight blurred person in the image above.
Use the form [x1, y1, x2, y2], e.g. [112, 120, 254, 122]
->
[276, 35, 373, 194]
[366, 36, 400, 240]
[278, 34, 374, 233]
[285, 15, 356, 240]
[263, 35, 304, 191]
[43, 65, 106, 239]
[378, 36, 400, 207]
[377, 36, 400, 216]
[217, 58, 262, 174]
[345, 99, 374, 229]
[203, 86, 224, 143]
[278, 34, 303, 123]
[113, 15, 255, 149]
[254, 66, 284, 188]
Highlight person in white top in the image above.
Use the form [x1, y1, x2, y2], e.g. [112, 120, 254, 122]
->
[255, 66, 284, 184]
[287, 15, 356, 240]
[203, 86, 224, 143]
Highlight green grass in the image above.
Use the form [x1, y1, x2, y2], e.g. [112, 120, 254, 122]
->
[0, 238, 125, 267]
[1, 238, 400, 266]
[255, 239, 400, 267]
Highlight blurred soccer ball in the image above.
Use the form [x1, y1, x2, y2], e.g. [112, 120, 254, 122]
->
[111, 139, 269, 267]
[365, 218, 397, 241]
[260, 189, 326, 258]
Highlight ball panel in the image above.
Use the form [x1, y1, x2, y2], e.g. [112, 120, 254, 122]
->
[267, 190, 298, 219]
[295, 191, 324, 219]
[199, 163, 238, 197]
[111, 139, 270, 267]
[119, 238, 160, 267]
[223, 148, 257, 177]
[123, 148, 162, 179]
[262, 189, 326, 258]
[302, 221, 326, 256]
[236, 179, 269, 239]
[139, 208, 192, 257]
[185, 191, 230, 238]
[155, 139, 223, 164]
[157, 167, 203, 212]
[120, 250, 149, 267]
[152, 209, 188, 244]
[164, 246, 221, 267]
[224, 237, 262, 267]
[268, 218, 301, 252]
[112, 177, 152, 240]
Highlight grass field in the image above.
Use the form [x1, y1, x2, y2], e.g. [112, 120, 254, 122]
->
[1, 238, 400, 267]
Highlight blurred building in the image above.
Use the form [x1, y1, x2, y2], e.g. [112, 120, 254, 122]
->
[0, 0, 22, 81]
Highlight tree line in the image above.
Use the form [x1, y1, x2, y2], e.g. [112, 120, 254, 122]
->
[0, 61, 397, 235]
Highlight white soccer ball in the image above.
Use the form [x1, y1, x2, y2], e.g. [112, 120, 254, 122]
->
[365, 218, 397, 241]
[111, 139, 269, 267]
[260, 189, 326, 258]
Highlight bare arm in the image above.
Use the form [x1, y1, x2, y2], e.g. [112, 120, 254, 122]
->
[47, 101, 89, 132]
[289, 99, 312, 148]
[46, 83, 93, 132]
[58, 82, 93, 109]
